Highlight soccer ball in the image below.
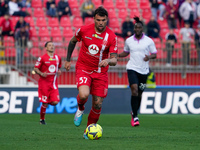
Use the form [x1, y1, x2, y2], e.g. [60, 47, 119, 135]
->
[85, 124, 103, 140]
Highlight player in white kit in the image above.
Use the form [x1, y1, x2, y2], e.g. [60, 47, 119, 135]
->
[118, 17, 157, 127]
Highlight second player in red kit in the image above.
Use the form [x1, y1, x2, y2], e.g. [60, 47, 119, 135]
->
[34, 41, 62, 125]
[64, 7, 118, 139]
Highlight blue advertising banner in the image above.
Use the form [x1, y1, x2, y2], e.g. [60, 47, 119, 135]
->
[0, 86, 200, 114]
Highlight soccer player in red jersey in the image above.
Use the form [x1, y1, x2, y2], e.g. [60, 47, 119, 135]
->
[64, 6, 118, 138]
[34, 41, 62, 125]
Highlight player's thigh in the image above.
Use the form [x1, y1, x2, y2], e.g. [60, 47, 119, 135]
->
[76, 69, 92, 98]
[138, 73, 148, 92]
[38, 87, 49, 103]
[49, 89, 60, 103]
[127, 70, 139, 94]
[90, 72, 108, 98]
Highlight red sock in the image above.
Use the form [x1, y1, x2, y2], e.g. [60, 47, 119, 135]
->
[40, 104, 47, 120]
[77, 94, 88, 111]
[87, 107, 101, 126]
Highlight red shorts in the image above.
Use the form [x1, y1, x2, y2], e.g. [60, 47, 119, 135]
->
[76, 69, 108, 98]
[38, 87, 60, 104]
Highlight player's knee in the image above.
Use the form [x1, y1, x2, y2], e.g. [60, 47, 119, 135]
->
[79, 93, 89, 100]
[93, 103, 102, 110]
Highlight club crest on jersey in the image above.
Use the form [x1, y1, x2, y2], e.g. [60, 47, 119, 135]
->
[92, 34, 103, 40]
[88, 44, 99, 54]
[49, 65, 56, 73]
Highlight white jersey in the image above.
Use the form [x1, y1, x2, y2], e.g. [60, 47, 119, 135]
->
[124, 34, 157, 74]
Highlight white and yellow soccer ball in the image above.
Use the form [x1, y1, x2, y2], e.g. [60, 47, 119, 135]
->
[85, 124, 103, 140]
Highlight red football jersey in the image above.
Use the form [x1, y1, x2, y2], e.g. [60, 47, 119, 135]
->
[34, 53, 62, 89]
[75, 24, 118, 73]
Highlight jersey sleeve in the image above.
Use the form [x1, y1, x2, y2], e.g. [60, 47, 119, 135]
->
[124, 39, 130, 53]
[149, 40, 157, 54]
[109, 36, 118, 54]
[75, 27, 83, 42]
[34, 56, 43, 69]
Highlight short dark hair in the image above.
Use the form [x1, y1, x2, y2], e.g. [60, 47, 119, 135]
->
[94, 6, 108, 17]
[133, 16, 143, 26]
[44, 41, 52, 47]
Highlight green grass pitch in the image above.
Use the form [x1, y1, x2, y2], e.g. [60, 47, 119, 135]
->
[0, 114, 199, 150]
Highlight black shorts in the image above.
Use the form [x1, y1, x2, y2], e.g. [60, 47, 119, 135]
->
[127, 69, 148, 92]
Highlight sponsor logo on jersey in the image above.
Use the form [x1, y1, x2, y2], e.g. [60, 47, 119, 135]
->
[49, 65, 56, 73]
[92, 34, 103, 40]
[85, 36, 92, 40]
[88, 44, 99, 54]
[49, 58, 56, 61]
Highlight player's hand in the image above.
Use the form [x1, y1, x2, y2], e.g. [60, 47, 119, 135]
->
[99, 59, 109, 67]
[57, 69, 61, 76]
[65, 61, 71, 71]
[41, 72, 47, 77]
[143, 55, 150, 61]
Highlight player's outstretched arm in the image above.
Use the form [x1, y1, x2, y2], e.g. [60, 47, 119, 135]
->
[118, 51, 129, 58]
[65, 36, 78, 71]
[143, 53, 157, 62]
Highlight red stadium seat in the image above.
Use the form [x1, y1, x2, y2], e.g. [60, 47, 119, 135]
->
[92, 0, 102, 8]
[5, 47, 16, 57]
[129, 8, 140, 18]
[118, 8, 128, 20]
[60, 16, 71, 27]
[156, 50, 167, 59]
[4, 36, 14, 42]
[50, 27, 62, 37]
[157, 19, 168, 29]
[30, 48, 42, 57]
[25, 17, 35, 27]
[62, 27, 74, 38]
[36, 17, 47, 27]
[11, 16, 19, 28]
[142, 8, 152, 20]
[38, 27, 49, 37]
[68, 0, 78, 8]
[33, 8, 45, 17]
[52, 37, 63, 42]
[139, 0, 150, 9]
[31, 0, 42, 8]
[22, 8, 32, 16]
[116, 0, 126, 9]
[127, 0, 138, 9]
[4, 41, 15, 47]
[30, 27, 38, 37]
[103, 0, 114, 9]
[160, 28, 169, 40]
[71, 7, 81, 17]
[31, 36, 39, 42]
[55, 48, 66, 58]
[40, 36, 51, 41]
[107, 8, 117, 18]
[109, 18, 120, 28]
[43, 0, 48, 7]
[84, 17, 94, 25]
[48, 17, 59, 27]
[72, 17, 83, 28]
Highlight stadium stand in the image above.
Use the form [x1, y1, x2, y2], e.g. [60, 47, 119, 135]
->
[1, 0, 200, 86]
